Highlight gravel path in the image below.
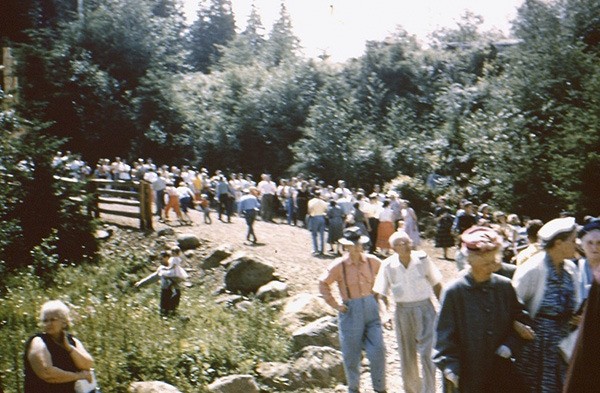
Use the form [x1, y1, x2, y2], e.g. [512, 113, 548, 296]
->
[105, 208, 460, 392]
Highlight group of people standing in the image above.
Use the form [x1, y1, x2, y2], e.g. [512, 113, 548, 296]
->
[319, 214, 600, 393]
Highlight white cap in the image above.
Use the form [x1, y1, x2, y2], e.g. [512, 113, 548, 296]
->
[538, 217, 577, 243]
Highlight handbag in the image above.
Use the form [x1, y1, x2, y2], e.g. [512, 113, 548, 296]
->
[558, 328, 580, 363]
[74, 369, 97, 393]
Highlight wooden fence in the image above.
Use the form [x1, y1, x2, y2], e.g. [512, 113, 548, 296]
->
[58, 177, 154, 231]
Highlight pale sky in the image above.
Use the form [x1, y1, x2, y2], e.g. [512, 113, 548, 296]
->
[182, 0, 524, 62]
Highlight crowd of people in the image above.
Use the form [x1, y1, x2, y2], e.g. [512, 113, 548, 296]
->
[39, 152, 600, 393]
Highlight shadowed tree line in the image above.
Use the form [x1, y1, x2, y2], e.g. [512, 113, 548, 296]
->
[1, 0, 600, 271]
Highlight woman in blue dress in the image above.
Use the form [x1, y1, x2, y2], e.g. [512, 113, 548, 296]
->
[512, 217, 581, 393]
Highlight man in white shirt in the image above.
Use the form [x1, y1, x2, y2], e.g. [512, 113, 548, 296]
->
[373, 230, 442, 393]
[257, 174, 277, 222]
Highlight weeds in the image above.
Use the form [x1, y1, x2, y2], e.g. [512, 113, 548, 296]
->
[0, 239, 292, 392]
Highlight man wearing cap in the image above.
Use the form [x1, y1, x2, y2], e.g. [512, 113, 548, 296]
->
[512, 217, 581, 393]
[565, 218, 600, 392]
[433, 226, 534, 393]
[238, 187, 261, 244]
[319, 227, 387, 393]
[373, 230, 441, 393]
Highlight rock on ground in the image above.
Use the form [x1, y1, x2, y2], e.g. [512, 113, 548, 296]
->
[207, 374, 260, 393]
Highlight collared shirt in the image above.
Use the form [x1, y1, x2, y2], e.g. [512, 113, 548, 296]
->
[319, 254, 382, 309]
[308, 197, 328, 216]
[257, 180, 277, 195]
[373, 251, 442, 303]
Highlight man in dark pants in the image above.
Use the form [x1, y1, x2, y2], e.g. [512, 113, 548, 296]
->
[238, 187, 261, 244]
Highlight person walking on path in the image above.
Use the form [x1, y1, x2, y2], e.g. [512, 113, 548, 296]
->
[319, 227, 387, 393]
[433, 226, 534, 393]
[512, 217, 580, 393]
[308, 190, 328, 255]
[373, 230, 442, 393]
[238, 186, 261, 244]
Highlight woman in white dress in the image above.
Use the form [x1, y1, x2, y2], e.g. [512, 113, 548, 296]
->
[401, 199, 421, 248]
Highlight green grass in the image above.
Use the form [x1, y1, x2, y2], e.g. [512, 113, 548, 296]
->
[0, 238, 292, 392]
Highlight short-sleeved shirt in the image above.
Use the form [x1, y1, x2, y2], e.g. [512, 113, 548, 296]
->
[373, 251, 442, 303]
[319, 254, 382, 308]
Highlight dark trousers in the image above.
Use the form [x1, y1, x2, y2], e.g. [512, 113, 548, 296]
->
[368, 217, 379, 253]
[160, 287, 180, 315]
[244, 209, 257, 242]
[155, 189, 165, 216]
[261, 194, 276, 221]
[218, 194, 232, 221]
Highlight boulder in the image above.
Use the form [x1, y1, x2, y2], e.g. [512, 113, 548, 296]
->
[128, 381, 181, 393]
[256, 346, 344, 391]
[291, 346, 345, 388]
[256, 280, 289, 301]
[279, 293, 336, 332]
[292, 316, 339, 350]
[256, 362, 294, 391]
[223, 253, 275, 294]
[156, 227, 175, 237]
[202, 244, 235, 269]
[176, 233, 200, 250]
[207, 374, 259, 393]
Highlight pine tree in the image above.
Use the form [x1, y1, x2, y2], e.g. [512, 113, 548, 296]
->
[264, 2, 300, 67]
[187, 0, 236, 73]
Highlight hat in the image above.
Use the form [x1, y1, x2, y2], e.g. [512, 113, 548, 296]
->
[579, 218, 600, 238]
[460, 226, 502, 252]
[339, 226, 370, 246]
[538, 217, 577, 243]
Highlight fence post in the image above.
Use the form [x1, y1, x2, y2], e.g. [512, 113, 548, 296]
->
[139, 181, 153, 231]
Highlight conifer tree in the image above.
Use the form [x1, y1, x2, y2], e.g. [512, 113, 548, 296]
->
[187, 0, 236, 73]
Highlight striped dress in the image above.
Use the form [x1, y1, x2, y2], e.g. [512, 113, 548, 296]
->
[516, 258, 576, 393]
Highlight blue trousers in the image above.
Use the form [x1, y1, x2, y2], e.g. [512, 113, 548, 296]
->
[338, 295, 386, 393]
[310, 215, 326, 253]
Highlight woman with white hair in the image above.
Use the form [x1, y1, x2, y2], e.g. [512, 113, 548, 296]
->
[512, 217, 581, 393]
[24, 300, 94, 392]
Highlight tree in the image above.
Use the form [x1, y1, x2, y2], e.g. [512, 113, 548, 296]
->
[263, 2, 300, 67]
[187, 0, 236, 73]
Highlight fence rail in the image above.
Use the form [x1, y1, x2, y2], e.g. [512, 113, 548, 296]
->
[56, 177, 154, 231]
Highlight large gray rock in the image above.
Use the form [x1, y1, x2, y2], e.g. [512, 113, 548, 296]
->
[291, 346, 345, 388]
[202, 244, 235, 269]
[176, 233, 200, 250]
[256, 280, 289, 301]
[279, 293, 336, 332]
[256, 362, 294, 391]
[223, 253, 275, 294]
[256, 346, 345, 390]
[292, 316, 339, 350]
[128, 381, 181, 393]
[207, 374, 259, 393]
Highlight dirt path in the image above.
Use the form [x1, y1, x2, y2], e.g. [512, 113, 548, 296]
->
[105, 208, 459, 392]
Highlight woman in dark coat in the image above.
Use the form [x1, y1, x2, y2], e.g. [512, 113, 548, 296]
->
[434, 197, 455, 259]
[563, 219, 600, 392]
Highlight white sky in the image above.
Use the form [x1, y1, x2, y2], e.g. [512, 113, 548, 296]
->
[182, 0, 524, 62]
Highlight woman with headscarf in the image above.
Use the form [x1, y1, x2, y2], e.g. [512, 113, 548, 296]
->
[512, 217, 581, 393]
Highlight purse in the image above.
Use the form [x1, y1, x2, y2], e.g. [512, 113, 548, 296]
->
[74, 369, 97, 393]
[558, 328, 580, 363]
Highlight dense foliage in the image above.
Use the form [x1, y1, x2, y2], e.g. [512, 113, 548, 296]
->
[2, 0, 599, 224]
[0, 229, 291, 392]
